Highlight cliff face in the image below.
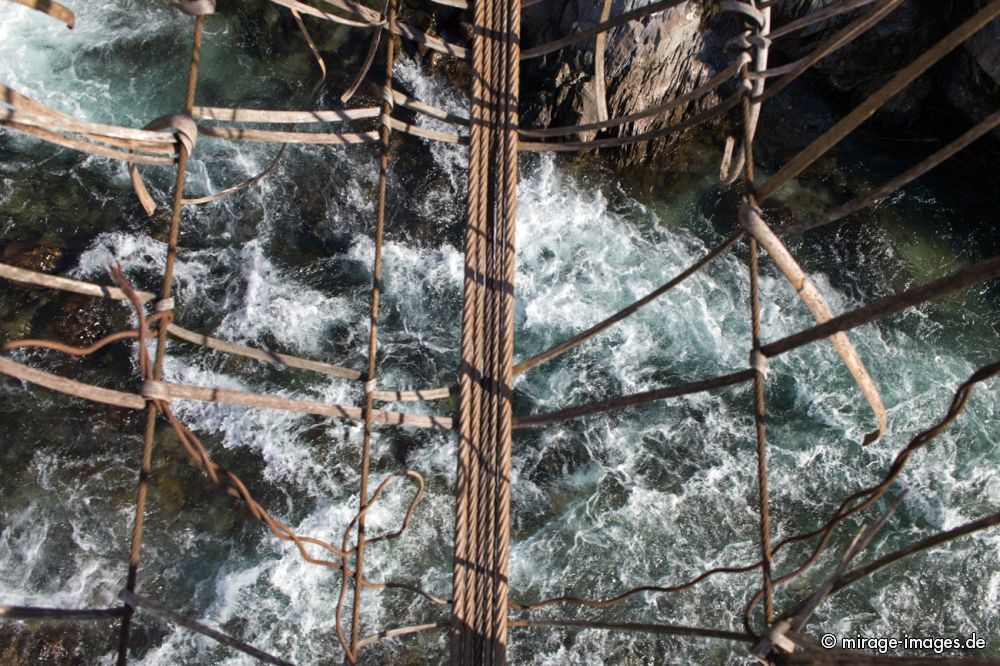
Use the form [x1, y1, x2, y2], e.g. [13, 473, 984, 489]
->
[513, 0, 999, 166]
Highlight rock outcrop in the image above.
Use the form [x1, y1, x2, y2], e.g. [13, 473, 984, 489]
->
[512, 0, 999, 165]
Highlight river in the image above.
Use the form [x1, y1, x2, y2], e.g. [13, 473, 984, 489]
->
[0, 1, 997, 663]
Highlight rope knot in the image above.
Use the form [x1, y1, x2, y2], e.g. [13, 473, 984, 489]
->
[738, 199, 766, 234]
[173, 0, 216, 15]
[154, 297, 175, 313]
[719, 0, 766, 29]
[381, 86, 396, 110]
[379, 88, 395, 130]
[141, 380, 172, 403]
[750, 349, 769, 376]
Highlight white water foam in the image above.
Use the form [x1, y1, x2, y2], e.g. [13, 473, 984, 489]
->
[0, 5, 996, 664]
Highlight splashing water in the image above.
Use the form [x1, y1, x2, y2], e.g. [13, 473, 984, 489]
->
[0, 2, 997, 664]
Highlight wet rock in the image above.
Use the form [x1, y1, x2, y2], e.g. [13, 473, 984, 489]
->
[1, 243, 67, 273]
[594, 472, 629, 511]
[391, 430, 423, 466]
[47, 294, 117, 346]
[444, 58, 473, 89]
[938, 1, 1000, 138]
[521, 0, 728, 167]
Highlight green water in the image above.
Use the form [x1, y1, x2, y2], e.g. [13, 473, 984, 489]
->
[0, 2, 997, 664]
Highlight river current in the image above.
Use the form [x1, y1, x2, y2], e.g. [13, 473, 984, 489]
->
[0, 2, 997, 664]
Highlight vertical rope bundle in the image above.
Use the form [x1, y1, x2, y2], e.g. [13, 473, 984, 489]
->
[2, 1, 998, 664]
[343, 3, 399, 662]
[728, 0, 776, 629]
[116, 13, 206, 665]
[451, 0, 520, 662]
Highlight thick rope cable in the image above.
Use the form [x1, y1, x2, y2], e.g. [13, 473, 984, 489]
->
[494, 0, 519, 660]
[451, 0, 488, 652]
[450, 0, 520, 659]
[482, 0, 504, 654]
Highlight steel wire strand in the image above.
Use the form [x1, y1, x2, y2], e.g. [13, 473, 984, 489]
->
[272, 0, 683, 62]
[494, 0, 520, 659]
[339, 0, 388, 103]
[451, 62, 480, 666]
[451, 0, 490, 651]
[468, 0, 496, 649]
[0, 605, 124, 621]
[740, 361, 1000, 634]
[479, 0, 506, 651]
[117, 590, 294, 666]
[507, 362, 996, 613]
[388, 62, 738, 139]
[754, 0, 906, 109]
[764, 361, 1000, 561]
[769, 0, 881, 40]
[794, 511, 1000, 618]
[342, 1, 401, 659]
[771, 493, 908, 644]
[1, 312, 169, 357]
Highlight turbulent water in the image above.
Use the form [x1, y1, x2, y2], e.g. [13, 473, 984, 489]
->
[1, 2, 997, 664]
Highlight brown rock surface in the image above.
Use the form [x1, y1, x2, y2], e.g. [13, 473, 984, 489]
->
[514, 0, 999, 164]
